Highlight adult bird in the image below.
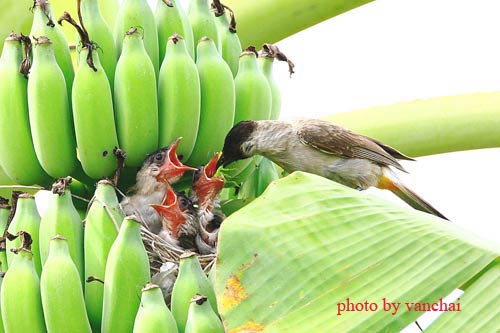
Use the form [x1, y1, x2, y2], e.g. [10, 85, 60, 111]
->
[218, 119, 447, 220]
[120, 138, 197, 233]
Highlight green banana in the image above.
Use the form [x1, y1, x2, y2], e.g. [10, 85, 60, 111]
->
[114, 28, 158, 167]
[259, 52, 280, 120]
[237, 162, 259, 199]
[238, 157, 279, 199]
[171, 252, 217, 333]
[114, 0, 159, 77]
[212, 0, 241, 77]
[84, 179, 124, 332]
[188, 0, 220, 59]
[155, 0, 195, 60]
[221, 47, 272, 182]
[237, 157, 279, 200]
[158, 34, 200, 160]
[0, 198, 9, 272]
[0, 33, 48, 185]
[0, 232, 46, 333]
[255, 157, 279, 196]
[230, 157, 279, 200]
[185, 294, 224, 333]
[30, 0, 74, 100]
[73, 45, 118, 179]
[6, 194, 42, 276]
[39, 178, 84, 283]
[101, 215, 150, 333]
[27, 36, 77, 178]
[234, 47, 272, 123]
[60, 12, 119, 179]
[80, 0, 117, 90]
[259, 43, 295, 120]
[41, 235, 92, 333]
[219, 157, 257, 187]
[187, 36, 234, 166]
[133, 283, 178, 333]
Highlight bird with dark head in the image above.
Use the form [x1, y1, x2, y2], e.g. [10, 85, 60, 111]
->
[218, 119, 448, 220]
[150, 184, 199, 251]
[120, 138, 197, 233]
[218, 120, 257, 168]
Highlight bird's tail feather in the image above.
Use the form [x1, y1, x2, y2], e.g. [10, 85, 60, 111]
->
[378, 176, 448, 220]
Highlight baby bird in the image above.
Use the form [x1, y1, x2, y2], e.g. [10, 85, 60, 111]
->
[151, 183, 199, 251]
[190, 153, 226, 254]
[120, 138, 196, 233]
[151, 153, 226, 255]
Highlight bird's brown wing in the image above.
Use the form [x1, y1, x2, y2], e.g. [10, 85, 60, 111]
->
[296, 119, 409, 172]
[362, 136, 415, 161]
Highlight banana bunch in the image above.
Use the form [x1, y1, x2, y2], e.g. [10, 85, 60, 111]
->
[0, 180, 225, 332]
[0, 0, 292, 197]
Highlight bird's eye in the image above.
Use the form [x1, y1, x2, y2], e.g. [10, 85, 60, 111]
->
[241, 142, 254, 155]
[192, 167, 203, 182]
[155, 152, 164, 162]
[178, 197, 190, 210]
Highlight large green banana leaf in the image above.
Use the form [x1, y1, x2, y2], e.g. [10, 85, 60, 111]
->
[224, 0, 373, 48]
[215, 172, 500, 332]
[427, 261, 500, 332]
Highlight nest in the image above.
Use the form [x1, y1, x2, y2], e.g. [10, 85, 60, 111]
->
[141, 225, 216, 275]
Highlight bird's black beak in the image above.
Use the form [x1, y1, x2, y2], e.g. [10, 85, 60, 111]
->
[216, 154, 225, 169]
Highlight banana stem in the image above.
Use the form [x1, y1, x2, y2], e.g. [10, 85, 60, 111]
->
[57, 9, 96, 71]
[324, 92, 500, 157]
[35, 0, 55, 27]
[10, 231, 33, 253]
[86, 276, 104, 284]
[18, 34, 31, 77]
[261, 43, 294, 77]
[223, 0, 373, 47]
[162, 0, 174, 7]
